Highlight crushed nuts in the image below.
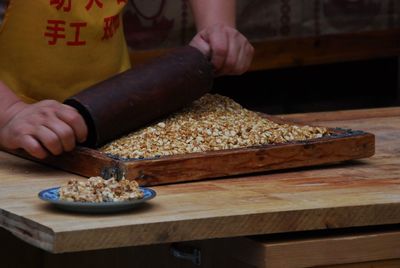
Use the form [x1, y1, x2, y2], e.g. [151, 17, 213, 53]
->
[59, 177, 144, 202]
[100, 94, 328, 159]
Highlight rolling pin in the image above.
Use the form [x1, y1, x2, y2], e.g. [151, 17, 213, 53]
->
[64, 46, 213, 148]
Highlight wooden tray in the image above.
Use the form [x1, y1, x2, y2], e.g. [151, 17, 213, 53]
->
[4, 116, 375, 186]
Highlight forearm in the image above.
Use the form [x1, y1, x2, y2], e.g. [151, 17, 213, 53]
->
[189, 0, 236, 31]
[0, 81, 25, 128]
[188, 0, 253, 75]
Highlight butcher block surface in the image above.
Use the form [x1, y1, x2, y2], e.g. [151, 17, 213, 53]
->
[0, 107, 399, 253]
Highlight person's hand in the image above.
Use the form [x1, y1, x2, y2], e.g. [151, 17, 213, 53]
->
[0, 100, 87, 159]
[189, 23, 254, 76]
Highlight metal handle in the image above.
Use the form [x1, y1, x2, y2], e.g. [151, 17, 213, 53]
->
[170, 244, 201, 266]
[100, 166, 125, 180]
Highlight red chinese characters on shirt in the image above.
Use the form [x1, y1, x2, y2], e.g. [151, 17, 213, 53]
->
[44, 20, 87, 46]
[45, 0, 125, 46]
[85, 0, 103, 11]
[50, 0, 71, 12]
[102, 14, 120, 40]
[44, 20, 66, 45]
[67, 22, 88, 46]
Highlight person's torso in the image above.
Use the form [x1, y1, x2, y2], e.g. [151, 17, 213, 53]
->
[0, 0, 131, 103]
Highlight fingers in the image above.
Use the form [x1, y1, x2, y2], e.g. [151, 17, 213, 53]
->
[35, 105, 87, 154]
[37, 101, 88, 144]
[0, 100, 88, 159]
[15, 119, 76, 158]
[207, 29, 229, 73]
[18, 135, 48, 159]
[193, 25, 254, 76]
[44, 118, 76, 152]
[232, 40, 254, 75]
[33, 125, 63, 155]
[189, 33, 211, 59]
[17, 124, 65, 157]
[57, 105, 88, 144]
[216, 33, 239, 75]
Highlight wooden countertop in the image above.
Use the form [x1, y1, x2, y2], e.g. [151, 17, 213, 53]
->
[0, 107, 399, 253]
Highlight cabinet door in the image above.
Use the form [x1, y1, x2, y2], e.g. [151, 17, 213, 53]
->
[224, 230, 400, 268]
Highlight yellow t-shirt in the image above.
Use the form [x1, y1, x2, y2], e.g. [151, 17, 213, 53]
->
[0, 0, 131, 103]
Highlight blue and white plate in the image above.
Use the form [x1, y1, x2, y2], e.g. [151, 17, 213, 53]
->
[38, 187, 156, 213]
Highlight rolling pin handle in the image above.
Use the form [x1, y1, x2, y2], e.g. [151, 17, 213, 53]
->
[65, 45, 213, 148]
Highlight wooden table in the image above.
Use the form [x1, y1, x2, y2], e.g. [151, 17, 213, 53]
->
[1, 107, 400, 267]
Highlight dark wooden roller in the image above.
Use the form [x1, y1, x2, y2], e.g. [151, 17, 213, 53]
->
[64, 46, 213, 148]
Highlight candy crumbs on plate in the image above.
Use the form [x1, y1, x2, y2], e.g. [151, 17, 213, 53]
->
[38, 177, 156, 214]
[59, 176, 144, 202]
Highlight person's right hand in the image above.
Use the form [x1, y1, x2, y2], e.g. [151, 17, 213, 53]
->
[0, 100, 88, 159]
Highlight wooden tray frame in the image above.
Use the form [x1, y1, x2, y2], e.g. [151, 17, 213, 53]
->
[4, 116, 375, 186]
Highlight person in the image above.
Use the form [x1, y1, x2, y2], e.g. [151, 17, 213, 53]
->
[0, 0, 254, 159]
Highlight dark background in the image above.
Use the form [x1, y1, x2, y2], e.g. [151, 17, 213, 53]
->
[213, 57, 400, 114]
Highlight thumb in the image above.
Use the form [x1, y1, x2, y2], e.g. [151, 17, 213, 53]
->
[189, 33, 211, 60]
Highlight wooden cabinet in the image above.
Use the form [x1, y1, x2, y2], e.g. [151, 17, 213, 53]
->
[170, 226, 400, 268]
[4, 226, 400, 268]
[223, 229, 400, 267]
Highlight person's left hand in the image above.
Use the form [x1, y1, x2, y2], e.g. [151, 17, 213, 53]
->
[189, 23, 254, 76]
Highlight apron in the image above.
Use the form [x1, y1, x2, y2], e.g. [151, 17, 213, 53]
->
[0, 0, 131, 103]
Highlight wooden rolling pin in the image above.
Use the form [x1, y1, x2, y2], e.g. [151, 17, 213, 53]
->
[64, 46, 213, 148]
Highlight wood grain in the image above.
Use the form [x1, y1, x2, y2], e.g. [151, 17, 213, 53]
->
[129, 29, 400, 72]
[228, 230, 400, 267]
[321, 259, 400, 268]
[0, 108, 398, 253]
[4, 117, 375, 186]
[127, 130, 374, 185]
[278, 107, 400, 124]
[250, 29, 400, 71]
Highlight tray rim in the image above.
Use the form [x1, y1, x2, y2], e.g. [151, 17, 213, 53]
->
[2, 116, 375, 186]
[101, 127, 368, 162]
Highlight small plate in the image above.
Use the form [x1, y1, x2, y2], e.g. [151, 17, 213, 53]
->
[38, 187, 156, 213]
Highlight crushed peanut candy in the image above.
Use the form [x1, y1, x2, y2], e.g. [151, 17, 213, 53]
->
[101, 94, 329, 159]
[59, 177, 144, 202]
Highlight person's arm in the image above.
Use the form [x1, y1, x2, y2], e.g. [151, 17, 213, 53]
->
[0, 82, 25, 130]
[188, 0, 253, 76]
[189, 0, 236, 30]
[0, 81, 87, 159]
